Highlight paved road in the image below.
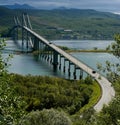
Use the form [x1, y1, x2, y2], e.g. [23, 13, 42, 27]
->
[94, 74, 115, 112]
[24, 26, 115, 112]
[51, 44, 115, 112]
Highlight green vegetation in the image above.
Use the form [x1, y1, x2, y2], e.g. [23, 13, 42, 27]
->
[58, 45, 111, 53]
[0, 37, 102, 125]
[1, 6, 120, 124]
[27, 9, 120, 40]
[87, 34, 120, 125]
[10, 74, 99, 115]
[0, 35, 120, 125]
[19, 108, 72, 125]
[0, 38, 26, 125]
[0, 7, 120, 40]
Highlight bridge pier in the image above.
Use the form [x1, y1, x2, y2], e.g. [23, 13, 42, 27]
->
[80, 69, 83, 79]
[63, 59, 65, 73]
[26, 31, 29, 51]
[53, 51, 58, 71]
[73, 65, 77, 80]
[34, 37, 40, 51]
[68, 65, 71, 77]
[12, 26, 18, 43]
[59, 55, 62, 70]
[50, 50, 53, 64]
[22, 27, 25, 50]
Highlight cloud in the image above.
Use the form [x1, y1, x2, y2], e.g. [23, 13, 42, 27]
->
[0, 0, 120, 12]
[31, 1, 70, 7]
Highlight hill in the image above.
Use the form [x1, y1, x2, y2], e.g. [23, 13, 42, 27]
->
[26, 9, 120, 40]
[0, 7, 120, 39]
[1, 3, 35, 10]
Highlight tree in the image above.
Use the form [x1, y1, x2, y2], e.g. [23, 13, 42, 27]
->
[19, 109, 72, 125]
[97, 34, 120, 82]
[92, 34, 120, 125]
[0, 38, 26, 125]
[112, 34, 120, 58]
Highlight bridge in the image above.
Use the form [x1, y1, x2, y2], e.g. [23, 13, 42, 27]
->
[8, 13, 115, 112]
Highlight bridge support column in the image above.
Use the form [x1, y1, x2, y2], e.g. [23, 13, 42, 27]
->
[50, 50, 53, 64]
[68, 61, 71, 77]
[13, 28, 18, 42]
[63, 58, 66, 73]
[40, 42, 45, 59]
[53, 51, 58, 71]
[34, 37, 39, 51]
[26, 31, 29, 51]
[73, 65, 77, 80]
[46, 46, 49, 61]
[22, 27, 25, 50]
[59, 55, 61, 70]
[80, 69, 83, 79]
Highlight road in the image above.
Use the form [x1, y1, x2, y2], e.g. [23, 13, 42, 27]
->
[94, 74, 115, 112]
[49, 41, 115, 112]
[24, 26, 115, 112]
[50, 43, 115, 112]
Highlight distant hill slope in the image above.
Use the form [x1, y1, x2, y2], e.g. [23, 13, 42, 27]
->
[27, 8, 120, 19]
[1, 3, 35, 10]
[26, 9, 120, 39]
[0, 7, 120, 39]
[0, 6, 14, 17]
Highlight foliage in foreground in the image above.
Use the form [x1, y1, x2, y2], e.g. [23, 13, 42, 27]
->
[19, 108, 72, 125]
[1, 33, 120, 125]
[11, 74, 96, 115]
[0, 38, 26, 125]
[0, 36, 100, 124]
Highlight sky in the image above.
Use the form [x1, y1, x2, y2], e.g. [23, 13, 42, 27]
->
[0, 0, 120, 13]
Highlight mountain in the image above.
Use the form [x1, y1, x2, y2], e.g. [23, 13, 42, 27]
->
[0, 7, 120, 39]
[1, 3, 35, 10]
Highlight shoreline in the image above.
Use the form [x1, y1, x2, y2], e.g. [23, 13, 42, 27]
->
[65, 49, 111, 53]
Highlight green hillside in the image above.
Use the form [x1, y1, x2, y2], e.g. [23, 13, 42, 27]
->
[0, 7, 15, 36]
[0, 7, 120, 39]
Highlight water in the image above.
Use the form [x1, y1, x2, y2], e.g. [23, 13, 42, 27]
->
[4, 40, 119, 79]
[72, 52, 119, 72]
[8, 54, 65, 78]
[51, 40, 114, 50]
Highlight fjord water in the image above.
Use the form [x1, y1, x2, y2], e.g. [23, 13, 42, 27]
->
[52, 40, 114, 50]
[5, 40, 119, 79]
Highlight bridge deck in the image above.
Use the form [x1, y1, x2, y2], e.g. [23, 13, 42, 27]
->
[23, 26, 115, 112]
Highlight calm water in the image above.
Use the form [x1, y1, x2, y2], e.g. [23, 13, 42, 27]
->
[51, 40, 114, 50]
[4, 40, 119, 79]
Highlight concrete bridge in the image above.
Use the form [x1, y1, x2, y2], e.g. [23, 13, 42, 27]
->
[8, 13, 115, 112]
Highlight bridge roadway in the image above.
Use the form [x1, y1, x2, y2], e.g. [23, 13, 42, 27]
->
[23, 26, 115, 112]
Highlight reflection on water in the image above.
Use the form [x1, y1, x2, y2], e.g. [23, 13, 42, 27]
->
[5, 40, 119, 79]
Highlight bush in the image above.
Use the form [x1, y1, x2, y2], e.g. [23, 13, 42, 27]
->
[19, 109, 72, 125]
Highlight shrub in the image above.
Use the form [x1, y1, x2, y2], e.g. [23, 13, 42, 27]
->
[19, 109, 72, 125]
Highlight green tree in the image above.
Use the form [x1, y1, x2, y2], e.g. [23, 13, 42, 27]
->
[112, 34, 120, 58]
[92, 34, 120, 125]
[98, 34, 120, 82]
[19, 109, 72, 125]
[0, 38, 26, 125]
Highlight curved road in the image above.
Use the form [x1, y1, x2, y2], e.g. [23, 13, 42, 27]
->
[94, 73, 115, 112]
[24, 26, 115, 112]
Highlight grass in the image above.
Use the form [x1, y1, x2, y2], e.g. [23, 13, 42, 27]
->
[66, 49, 111, 53]
[78, 81, 101, 113]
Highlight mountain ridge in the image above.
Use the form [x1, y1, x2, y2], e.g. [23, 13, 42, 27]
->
[0, 3, 35, 10]
[0, 6, 120, 39]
